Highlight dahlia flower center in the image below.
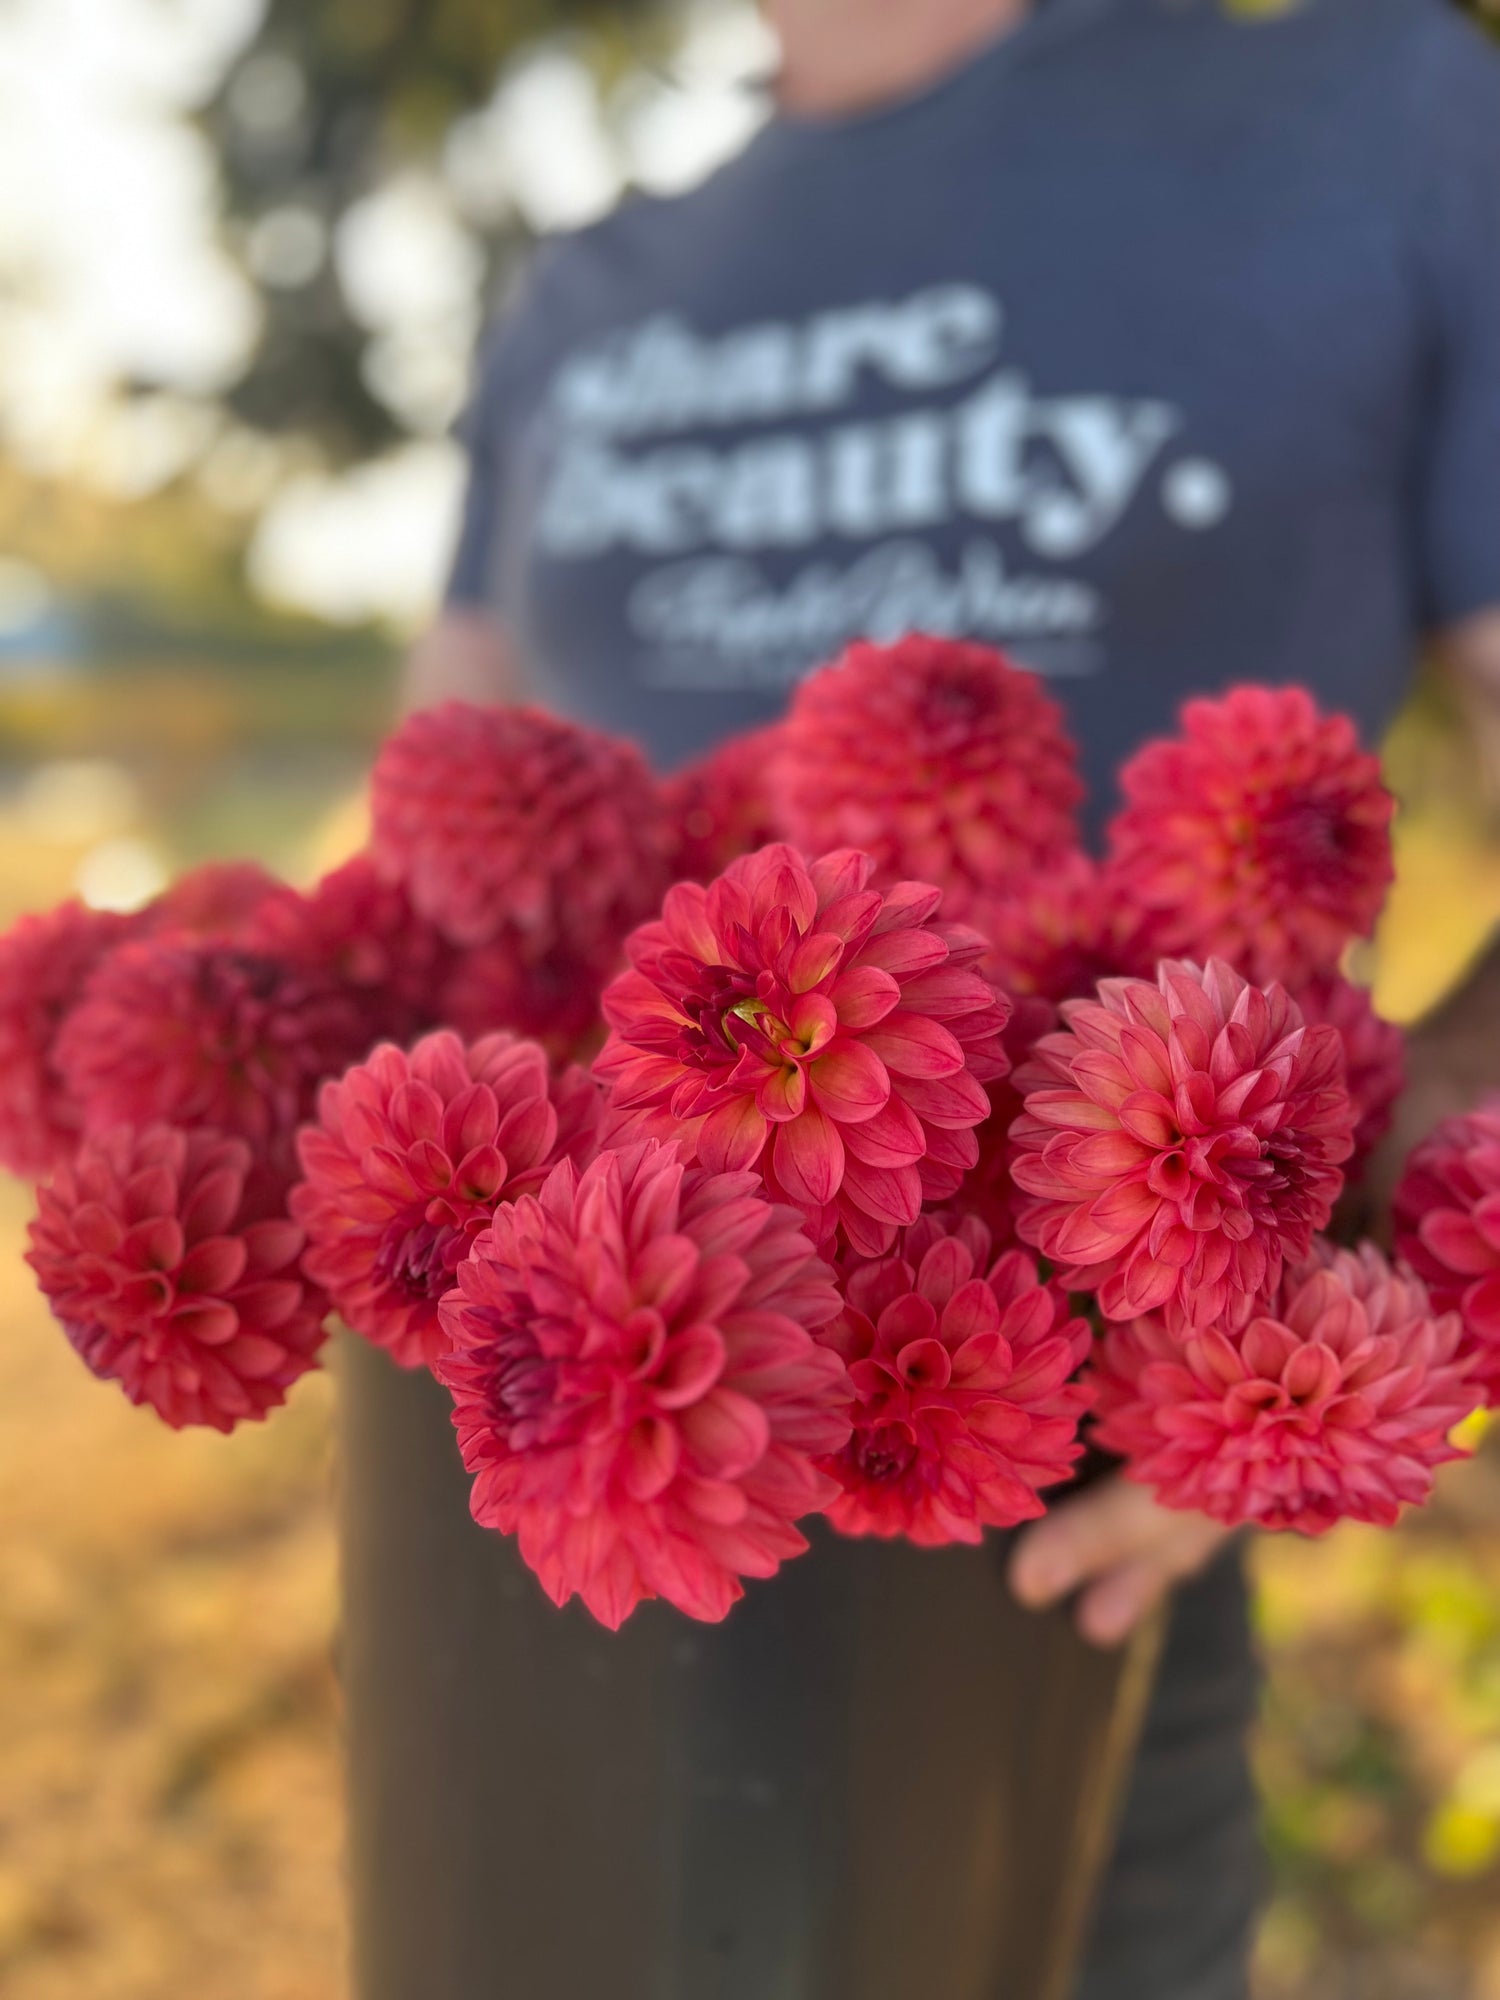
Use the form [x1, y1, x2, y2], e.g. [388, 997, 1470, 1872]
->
[373, 1216, 467, 1301]
[676, 966, 763, 1061]
[489, 1340, 561, 1431]
[850, 1422, 920, 1486]
[1257, 795, 1357, 894]
[209, 949, 290, 1015]
[729, 991, 829, 1062]
[918, 668, 998, 748]
[192, 950, 298, 1067]
[1188, 1121, 1316, 1219]
[727, 995, 781, 1039]
[1256, 1130, 1320, 1205]
[1153, 1135, 1258, 1223]
[1235, 1374, 1331, 1431]
[679, 971, 823, 1072]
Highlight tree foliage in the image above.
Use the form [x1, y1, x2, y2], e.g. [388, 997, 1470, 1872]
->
[203, 0, 668, 458]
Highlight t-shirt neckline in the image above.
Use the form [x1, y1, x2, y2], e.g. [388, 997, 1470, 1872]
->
[761, 0, 1126, 148]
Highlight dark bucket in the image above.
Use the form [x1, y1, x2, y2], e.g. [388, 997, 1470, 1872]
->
[338, 1335, 1159, 2000]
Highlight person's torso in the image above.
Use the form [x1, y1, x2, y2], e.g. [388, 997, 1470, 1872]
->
[472, 0, 1450, 810]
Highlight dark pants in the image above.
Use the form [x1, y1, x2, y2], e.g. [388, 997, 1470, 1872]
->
[340, 1336, 1263, 2000]
[1077, 1545, 1263, 2000]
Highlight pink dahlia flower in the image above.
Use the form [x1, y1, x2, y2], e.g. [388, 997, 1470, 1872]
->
[435, 1140, 853, 1628]
[26, 1124, 326, 1430]
[370, 700, 668, 953]
[0, 900, 137, 1178]
[248, 854, 454, 1047]
[818, 1212, 1090, 1545]
[1090, 1241, 1476, 1533]
[54, 937, 371, 1173]
[292, 1029, 600, 1370]
[595, 845, 1012, 1255]
[1394, 1100, 1500, 1400]
[974, 853, 1154, 1004]
[661, 724, 788, 883]
[1106, 685, 1394, 987]
[1294, 974, 1405, 1176]
[1009, 958, 1355, 1329]
[776, 637, 1083, 914]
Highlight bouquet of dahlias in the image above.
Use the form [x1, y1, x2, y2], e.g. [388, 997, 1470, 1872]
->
[10, 637, 1497, 1629]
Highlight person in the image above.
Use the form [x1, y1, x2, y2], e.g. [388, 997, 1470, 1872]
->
[354, 0, 1500, 1993]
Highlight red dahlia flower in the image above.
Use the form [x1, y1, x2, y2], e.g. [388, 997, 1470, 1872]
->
[1090, 1241, 1476, 1533]
[661, 724, 788, 883]
[1106, 685, 1394, 987]
[595, 845, 1012, 1256]
[54, 936, 371, 1173]
[370, 700, 668, 953]
[1295, 974, 1405, 1175]
[248, 854, 454, 1047]
[26, 1124, 326, 1430]
[439, 935, 618, 1065]
[0, 900, 136, 1178]
[954, 997, 1060, 1249]
[974, 853, 1154, 1004]
[1394, 1100, 1500, 1400]
[292, 1029, 600, 1370]
[146, 861, 293, 940]
[776, 637, 1083, 914]
[435, 1140, 852, 1628]
[1009, 958, 1355, 1329]
[818, 1212, 1090, 1545]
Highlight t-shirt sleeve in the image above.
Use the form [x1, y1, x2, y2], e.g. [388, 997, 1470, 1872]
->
[443, 320, 519, 610]
[1408, 5, 1500, 629]
[444, 247, 563, 610]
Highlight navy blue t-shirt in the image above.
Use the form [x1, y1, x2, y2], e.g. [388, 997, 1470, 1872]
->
[448, 0, 1500, 818]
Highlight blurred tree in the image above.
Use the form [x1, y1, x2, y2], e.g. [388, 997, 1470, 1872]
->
[202, 0, 674, 459]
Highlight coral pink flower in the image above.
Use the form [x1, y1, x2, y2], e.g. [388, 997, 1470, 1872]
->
[1090, 1241, 1476, 1532]
[146, 862, 293, 940]
[435, 1140, 853, 1628]
[661, 724, 788, 883]
[818, 1212, 1090, 1545]
[1394, 1100, 1500, 1400]
[1295, 974, 1405, 1176]
[1009, 958, 1355, 1329]
[370, 700, 668, 952]
[54, 937, 371, 1173]
[1106, 685, 1394, 987]
[249, 853, 454, 1047]
[974, 853, 1154, 1004]
[776, 637, 1082, 914]
[26, 1124, 326, 1431]
[595, 845, 1012, 1256]
[292, 1030, 599, 1369]
[0, 901, 137, 1178]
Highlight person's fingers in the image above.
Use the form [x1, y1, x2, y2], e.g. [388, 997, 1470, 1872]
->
[1074, 1508, 1233, 1645]
[1074, 1556, 1170, 1649]
[1008, 1476, 1164, 1608]
[1010, 1476, 1235, 1629]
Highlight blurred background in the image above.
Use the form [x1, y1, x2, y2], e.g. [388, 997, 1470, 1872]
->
[1, 1, 1499, 1996]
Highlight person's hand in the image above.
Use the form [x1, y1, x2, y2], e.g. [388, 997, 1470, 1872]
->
[1008, 1473, 1232, 1647]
